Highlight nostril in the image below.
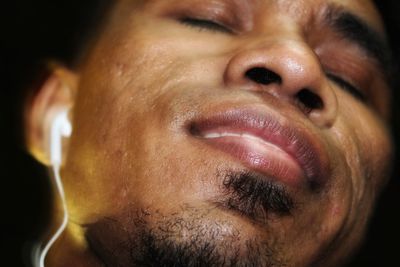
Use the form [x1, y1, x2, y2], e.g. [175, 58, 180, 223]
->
[245, 67, 282, 85]
[244, 68, 325, 114]
[296, 89, 323, 111]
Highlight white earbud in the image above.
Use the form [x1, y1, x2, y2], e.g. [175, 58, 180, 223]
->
[34, 109, 72, 267]
[50, 110, 72, 166]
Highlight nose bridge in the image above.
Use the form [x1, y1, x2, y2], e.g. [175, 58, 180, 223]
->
[223, 36, 338, 128]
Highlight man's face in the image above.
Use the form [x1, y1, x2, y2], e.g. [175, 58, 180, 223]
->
[62, 0, 392, 266]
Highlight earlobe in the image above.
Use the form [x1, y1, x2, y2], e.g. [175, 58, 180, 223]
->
[25, 65, 78, 166]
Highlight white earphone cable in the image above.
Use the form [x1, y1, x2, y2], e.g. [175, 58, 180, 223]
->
[36, 164, 69, 267]
[32, 110, 71, 267]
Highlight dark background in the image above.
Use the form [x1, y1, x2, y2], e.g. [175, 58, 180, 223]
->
[1, 1, 400, 266]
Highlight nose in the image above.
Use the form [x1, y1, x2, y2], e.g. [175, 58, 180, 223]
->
[223, 40, 338, 128]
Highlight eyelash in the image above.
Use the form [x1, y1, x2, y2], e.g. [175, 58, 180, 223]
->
[179, 17, 232, 34]
[327, 73, 367, 102]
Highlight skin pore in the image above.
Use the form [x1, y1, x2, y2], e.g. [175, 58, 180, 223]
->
[27, 0, 394, 266]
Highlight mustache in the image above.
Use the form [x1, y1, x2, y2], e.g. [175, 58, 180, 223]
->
[218, 171, 295, 223]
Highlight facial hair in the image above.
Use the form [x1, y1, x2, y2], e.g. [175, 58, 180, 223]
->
[86, 171, 292, 267]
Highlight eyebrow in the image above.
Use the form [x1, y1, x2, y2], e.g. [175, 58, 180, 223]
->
[325, 7, 393, 80]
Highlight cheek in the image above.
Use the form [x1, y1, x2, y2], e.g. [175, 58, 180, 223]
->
[303, 95, 394, 261]
[61, 20, 226, 222]
[331, 93, 393, 203]
[356, 114, 393, 189]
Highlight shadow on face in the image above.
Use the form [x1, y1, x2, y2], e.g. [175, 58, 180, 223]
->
[12, 0, 399, 266]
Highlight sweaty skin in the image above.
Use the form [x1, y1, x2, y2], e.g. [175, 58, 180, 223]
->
[33, 0, 393, 266]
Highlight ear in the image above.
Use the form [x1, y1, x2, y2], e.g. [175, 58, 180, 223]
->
[25, 65, 79, 166]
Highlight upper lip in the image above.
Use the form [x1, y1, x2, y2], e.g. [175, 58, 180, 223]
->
[188, 107, 330, 188]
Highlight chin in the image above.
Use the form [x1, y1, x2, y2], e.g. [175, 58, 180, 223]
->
[85, 169, 352, 267]
[85, 203, 290, 267]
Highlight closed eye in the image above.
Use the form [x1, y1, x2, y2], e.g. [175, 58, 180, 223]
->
[327, 73, 366, 102]
[179, 17, 232, 34]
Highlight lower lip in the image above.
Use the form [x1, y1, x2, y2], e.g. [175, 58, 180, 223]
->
[201, 133, 305, 187]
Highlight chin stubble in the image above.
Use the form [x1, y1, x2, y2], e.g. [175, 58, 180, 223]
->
[86, 171, 292, 267]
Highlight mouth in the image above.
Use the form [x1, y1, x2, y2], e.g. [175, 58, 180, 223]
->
[188, 108, 328, 189]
